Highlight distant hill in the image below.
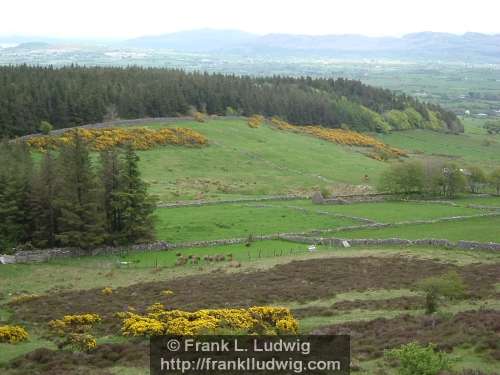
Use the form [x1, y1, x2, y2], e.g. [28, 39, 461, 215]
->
[3, 30, 500, 62]
[7, 42, 52, 50]
[124, 29, 258, 51]
[125, 30, 500, 62]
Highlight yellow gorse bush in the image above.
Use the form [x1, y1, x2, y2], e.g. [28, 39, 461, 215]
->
[26, 127, 208, 151]
[270, 117, 406, 159]
[248, 115, 264, 128]
[161, 290, 175, 297]
[101, 287, 113, 296]
[48, 313, 101, 335]
[48, 313, 101, 352]
[68, 333, 97, 352]
[0, 325, 29, 344]
[121, 305, 298, 337]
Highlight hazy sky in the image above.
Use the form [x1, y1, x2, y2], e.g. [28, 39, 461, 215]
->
[1, 0, 499, 38]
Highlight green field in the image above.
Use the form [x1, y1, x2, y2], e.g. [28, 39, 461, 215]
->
[133, 117, 500, 202]
[454, 195, 500, 207]
[268, 200, 483, 223]
[377, 117, 500, 169]
[137, 118, 385, 201]
[332, 215, 500, 242]
[154, 203, 358, 242]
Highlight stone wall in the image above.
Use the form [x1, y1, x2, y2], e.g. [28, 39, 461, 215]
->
[307, 212, 500, 235]
[11, 235, 280, 263]
[280, 235, 500, 252]
[157, 195, 308, 208]
[10, 227, 500, 264]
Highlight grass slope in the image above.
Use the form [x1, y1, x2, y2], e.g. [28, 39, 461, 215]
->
[378, 117, 500, 169]
[137, 118, 385, 201]
[269, 200, 482, 223]
[332, 215, 500, 242]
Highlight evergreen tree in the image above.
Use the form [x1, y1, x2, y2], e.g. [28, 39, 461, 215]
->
[99, 148, 124, 244]
[31, 152, 59, 248]
[0, 141, 33, 251]
[0, 66, 460, 137]
[55, 132, 105, 249]
[113, 145, 156, 243]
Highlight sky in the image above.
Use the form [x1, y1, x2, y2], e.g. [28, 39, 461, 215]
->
[1, 0, 499, 39]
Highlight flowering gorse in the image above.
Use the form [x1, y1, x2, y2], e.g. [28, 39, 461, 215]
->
[101, 287, 113, 296]
[48, 314, 101, 352]
[248, 115, 264, 128]
[270, 117, 406, 159]
[0, 325, 29, 344]
[26, 127, 208, 151]
[121, 305, 298, 337]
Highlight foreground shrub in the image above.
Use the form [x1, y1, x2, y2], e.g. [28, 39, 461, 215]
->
[417, 271, 467, 314]
[48, 314, 101, 352]
[0, 325, 29, 344]
[385, 342, 452, 375]
[120, 305, 298, 336]
[25, 127, 208, 151]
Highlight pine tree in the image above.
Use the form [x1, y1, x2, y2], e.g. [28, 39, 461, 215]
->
[114, 145, 156, 244]
[0, 142, 33, 252]
[31, 152, 59, 248]
[100, 148, 123, 244]
[55, 132, 105, 249]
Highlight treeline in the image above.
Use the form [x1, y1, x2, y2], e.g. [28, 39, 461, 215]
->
[0, 66, 462, 137]
[0, 136, 156, 253]
[379, 161, 500, 198]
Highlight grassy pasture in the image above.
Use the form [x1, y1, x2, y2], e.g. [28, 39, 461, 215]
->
[377, 117, 500, 169]
[136, 118, 385, 201]
[154, 203, 358, 242]
[134, 117, 500, 203]
[454, 195, 500, 207]
[267, 199, 483, 223]
[332, 215, 500, 242]
[153, 199, 487, 242]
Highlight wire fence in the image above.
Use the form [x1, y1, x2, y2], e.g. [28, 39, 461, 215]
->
[45, 245, 324, 270]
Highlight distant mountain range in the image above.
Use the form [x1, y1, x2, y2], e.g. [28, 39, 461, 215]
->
[123, 29, 500, 62]
[2, 29, 500, 63]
